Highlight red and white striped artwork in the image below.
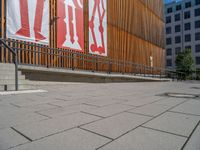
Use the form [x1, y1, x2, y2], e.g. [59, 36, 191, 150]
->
[57, 0, 84, 52]
[6, 0, 49, 45]
[89, 0, 107, 56]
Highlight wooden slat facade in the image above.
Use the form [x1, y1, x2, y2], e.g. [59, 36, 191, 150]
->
[0, 0, 165, 74]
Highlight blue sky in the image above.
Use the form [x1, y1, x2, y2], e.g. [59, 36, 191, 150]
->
[164, 0, 182, 4]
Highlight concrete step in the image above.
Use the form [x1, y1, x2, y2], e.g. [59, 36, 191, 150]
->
[0, 79, 29, 85]
[0, 63, 35, 91]
[0, 64, 15, 70]
[0, 84, 37, 91]
[0, 75, 25, 80]
[0, 66, 15, 69]
[0, 71, 22, 76]
[0, 63, 15, 67]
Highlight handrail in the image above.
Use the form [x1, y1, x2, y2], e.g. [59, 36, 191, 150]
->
[0, 38, 186, 82]
[0, 39, 18, 91]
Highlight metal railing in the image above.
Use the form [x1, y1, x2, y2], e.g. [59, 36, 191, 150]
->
[0, 38, 186, 84]
[0, 39, 18, 91]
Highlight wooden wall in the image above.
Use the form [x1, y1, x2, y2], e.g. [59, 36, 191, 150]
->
[0, 0, 165, 73]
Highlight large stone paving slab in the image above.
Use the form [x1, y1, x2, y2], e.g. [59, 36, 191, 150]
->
[48, 100, 81, 107]
[12, 113, 101, 140]
[11, 99, 62, 107]
[153, 98, 187, 107]
[184, 124, 200, 150]
[20, 104, 59, 112]
[84, 99, 120, 107]
[120, 96, 163, 107]
[0, 112, 48, 129]
[0, 128, 29, 150]
[127, 103, 170, 117]
[143, 112, 200, 137]
[10, 128, 110, 150]
[99, 127, 186, 150]
[171, 100, 200, 116]
[81, 112, 151, 139]
[82, 104, 134, 117]
[37, 104, 97, 118]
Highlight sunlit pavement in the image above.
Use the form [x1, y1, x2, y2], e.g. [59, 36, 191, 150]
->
[0, 81, 200, 150]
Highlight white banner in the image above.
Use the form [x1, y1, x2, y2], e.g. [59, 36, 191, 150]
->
[89, 0, 107, 56]
[6, 0, 49, 45]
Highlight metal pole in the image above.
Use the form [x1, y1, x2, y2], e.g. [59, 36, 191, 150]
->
[15, 49, 18, 91]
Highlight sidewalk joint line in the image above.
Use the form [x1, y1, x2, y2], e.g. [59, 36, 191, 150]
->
[168, 110, 200, 116]
[78, 127, 113, 140]
[141, 126, 188, 138]
[81, 111, 105, 118]
[181, 120, 200, 150]
[11, 127, 33, 142]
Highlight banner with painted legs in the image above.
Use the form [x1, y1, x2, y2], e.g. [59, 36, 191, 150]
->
[6, 0, 49, 45]
[89, 0, 107, 56]
[57, 0, 84, 52]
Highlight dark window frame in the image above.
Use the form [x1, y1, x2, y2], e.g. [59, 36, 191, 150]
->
[175, 25, 181, 32]
[195, 45, 200, 53]
[184, 22, 191, 30]
[195, 32, 200, 41]
[166, 48, 172, 56]
[185, 34, 191, 42]
[184, 11, 191, 19]
[175, 36, 181, 43]
[195, 8, 200, 16]
[175, 14, 181, 21]
[166, 16, 171, 24]
[185, 2, 191, 8]
[176, 5, 182, 11]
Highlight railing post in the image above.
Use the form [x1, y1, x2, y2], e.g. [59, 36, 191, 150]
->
[160, 69, 162, 79]
[0, 39, 18, 91]
[108, 60, 112, 74]
[15, 49, 18, 91]
[72, 53, 74, 70]
[96, 56, 98, 72]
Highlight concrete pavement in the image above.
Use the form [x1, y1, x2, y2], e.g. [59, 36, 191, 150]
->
[0, 81, 200, 150]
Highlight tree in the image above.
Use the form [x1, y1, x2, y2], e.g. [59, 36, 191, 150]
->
[175, 49, 194, 80]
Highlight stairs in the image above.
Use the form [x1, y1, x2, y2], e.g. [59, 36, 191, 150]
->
[0, 63, 35, 91]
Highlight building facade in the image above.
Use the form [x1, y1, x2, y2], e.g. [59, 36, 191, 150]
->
[0, 0, 165, 75]
[165, 0, 200, 69]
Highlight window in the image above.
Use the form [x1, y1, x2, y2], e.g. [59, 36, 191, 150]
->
[166, 49, 172, 56]
[195, 8, 200, 16]
[185, 34, 191, 42]
[195, 45, 200, 53]
[184, 11, 191, 19]
[166, 38, 172, 45]
[167, 7, 173, 13]
[166, 16, 171, 24]
[175, 14, 181, 21]
[176, 5, 182, 11]
[185, 46, 191, 50]
[196, 0, 200, 5]
[196, 57, 200, 65]
[166, 27, 171, 34]
[175, 47, 181, 55]
[175, 25, 181, 32]
[184, 23, 191, 30]
[195, 20, 200, 28]
[166, 59, 172, 66]
[175, 36, 181, 43]
[185, 2, 191, 8]
[195, 32, 200, 41]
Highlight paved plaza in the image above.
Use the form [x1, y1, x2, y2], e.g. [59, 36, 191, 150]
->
[0, 81, 200, 150]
